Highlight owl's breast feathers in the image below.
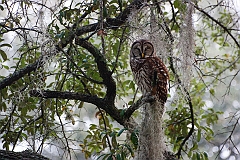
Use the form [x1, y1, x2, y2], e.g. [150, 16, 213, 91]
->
[146, 57, 169, 104]
[130, 57, 147, 71]
[130, 57, 169, 104]
[131, 57, 169, 80]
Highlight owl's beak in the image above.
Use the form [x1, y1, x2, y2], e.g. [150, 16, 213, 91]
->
[141, 53, 145, 58]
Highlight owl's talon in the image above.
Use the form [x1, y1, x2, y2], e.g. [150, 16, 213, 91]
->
[142, 93, 156, 103]
[145, 92, 152, 97]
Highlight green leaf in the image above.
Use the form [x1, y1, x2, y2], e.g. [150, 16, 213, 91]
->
[209, 88, 215, 96]
[0, 5, 4, 11]
[0, 102, 7, 112]
[173, 0, 180, 8]
[107, 155, 113, 160]
[0, 49, 7, 61]
[2, 65, 9, 69]
[203, 152, 208, 160]
[129, 81, 135, 91]
[121, 151, 126, 160]
[0, 43, 12, 48]
[110, 131, 117, 137]
[190, 142, 198, 151]
[128, 101, 133, 105]
[111, 134, 118, 149]
[118, 0, 122, 11]
[103, 7, 108, 18]
[102, 135, 107, 148]
[197, 129, 201, 142]
[124, 144, 134, 157]
[173, 0, 186, 12]
[196, 152, 201, 160]
[188, 150, 192, 158]
[89, 124, 97, 130]
[3, 142, 9, 150]
[117, 128, 126, 137]
[116, 154, 121, 160]
[176, 136, 184, 143]
[120, 109, 125, 117]
[130, 132, 138, 149]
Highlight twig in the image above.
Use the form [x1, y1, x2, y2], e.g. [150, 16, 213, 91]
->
[192, 2, 240, 49]
[55, 99, 71, 159]
[111, 27, 127, 75]
[96, 107, 112, 151]
[60, 46, 104, 84]
[0, 105, 17, 135]
[12, 115, 43, 151]
[215, 117, 240, 159]
[124, 94, 156, 120]
[99, 0, 106, 55]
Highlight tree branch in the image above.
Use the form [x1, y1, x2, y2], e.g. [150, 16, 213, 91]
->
[192, 2, 240, 49]
[29, 89, 145, 131]
[29, 90, 104, 107]
[0, 58, 42, 90]
[124, 94, 156, 120]
[75, 0, 145, 36]
[29, 90, 128, 126]
[75, 39, 116, 104]
[0, 149, 48, 160]
[55, 99, 71, 159]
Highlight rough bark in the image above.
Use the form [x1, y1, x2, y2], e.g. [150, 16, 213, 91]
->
[0, 149, 49, 160]
[137, 101, 165, 160]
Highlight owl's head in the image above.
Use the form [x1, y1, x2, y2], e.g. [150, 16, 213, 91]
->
[130, 39, 155, 59]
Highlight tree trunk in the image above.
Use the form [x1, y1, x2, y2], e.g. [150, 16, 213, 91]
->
[137, 101, 165, 160]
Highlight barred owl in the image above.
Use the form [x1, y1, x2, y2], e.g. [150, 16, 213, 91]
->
[130, 39, 169, 104]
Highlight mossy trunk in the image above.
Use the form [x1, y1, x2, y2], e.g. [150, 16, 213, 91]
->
[137, 101, 165, 160]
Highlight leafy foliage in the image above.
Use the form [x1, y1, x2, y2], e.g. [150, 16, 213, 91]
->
[80, 114, 137, 160]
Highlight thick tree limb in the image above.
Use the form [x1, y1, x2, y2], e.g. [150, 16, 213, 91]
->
[29, 89, 153, 131]
[0, 58, 42, 90]
[29, 90, 104, 107]
[29, 90, 126, 126]
[75, 0, 145, 36]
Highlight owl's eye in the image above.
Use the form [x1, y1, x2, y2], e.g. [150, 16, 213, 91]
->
[145, 47, 151, 51]
[133, 48, 140, 57]
[136, 48, 141, 52]
[144, 45, 153, 54]
[132, 47, 141, 57]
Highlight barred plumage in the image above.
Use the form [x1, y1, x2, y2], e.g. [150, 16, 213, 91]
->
[130, 39, 169, 104]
